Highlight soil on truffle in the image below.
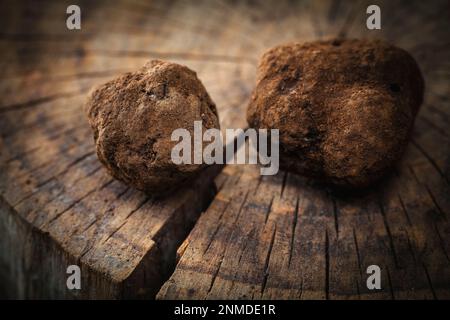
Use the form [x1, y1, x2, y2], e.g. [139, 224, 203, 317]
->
[85, 60, 220, 194]
[247, 39, 424, 188]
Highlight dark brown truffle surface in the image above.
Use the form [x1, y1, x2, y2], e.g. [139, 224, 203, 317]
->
[85, 60, 220, 194]
[247, 39, 424, 188]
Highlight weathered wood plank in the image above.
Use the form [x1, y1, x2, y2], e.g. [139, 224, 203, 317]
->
[157, 0, 450, 299]
[158, 136, 450, 300]
[0, 0, 254, 298]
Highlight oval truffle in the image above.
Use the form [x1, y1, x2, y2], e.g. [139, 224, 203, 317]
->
[247, 39, 424, 188]
[85, 60, 220, 194]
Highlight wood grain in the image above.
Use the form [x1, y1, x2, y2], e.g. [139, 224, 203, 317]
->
[0, 0, 251, 299]
[157, 0, 450, 299]
[0, 0, 448, 299]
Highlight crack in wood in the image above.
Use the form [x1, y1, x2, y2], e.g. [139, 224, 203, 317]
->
[398, 194, 413, 227]
[411, 139, 449, 185]
[352, 228, 363, 278]
[423, 263, 437, 300]
[404, 230, 417, 266]
[378, 200, 400, 269]
[264, 196, 274, 224]
[23, 166, 103, 225]
[261, 225, 277, 295]
[45, 178, 115, 227]
[386, 266, 395, 300]
[11, 151, 96, 207]
[288, 196, 299, 268]
[98, 196, 152, 247]
[202, 206, 228, 255]
[424, 184, 448, 221]
[433, 221, 450, 263]
[332, 197, 339, 237]
[0, 90, 88, 113]
[208, 253, 225, 294]
[418, 116, 449, 138]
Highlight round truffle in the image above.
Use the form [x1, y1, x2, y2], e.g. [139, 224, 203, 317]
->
[247, 39, 424, 188]
[85, 60, 220, 194]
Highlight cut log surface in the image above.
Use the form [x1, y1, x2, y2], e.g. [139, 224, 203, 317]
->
[155, 0, 450, 299]
[0, 0, 448, 299]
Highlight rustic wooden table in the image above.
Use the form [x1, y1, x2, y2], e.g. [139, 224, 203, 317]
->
[0, 0, 449, 299]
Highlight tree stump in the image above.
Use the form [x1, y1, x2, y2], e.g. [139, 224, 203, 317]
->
[1, 0, 449, 299]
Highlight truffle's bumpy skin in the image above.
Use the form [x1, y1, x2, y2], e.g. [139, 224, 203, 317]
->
[85, 60, 219, 194]
[247, 39, 424, 188]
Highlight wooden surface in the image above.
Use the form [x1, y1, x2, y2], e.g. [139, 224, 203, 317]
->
[1, 0, 449, 299]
